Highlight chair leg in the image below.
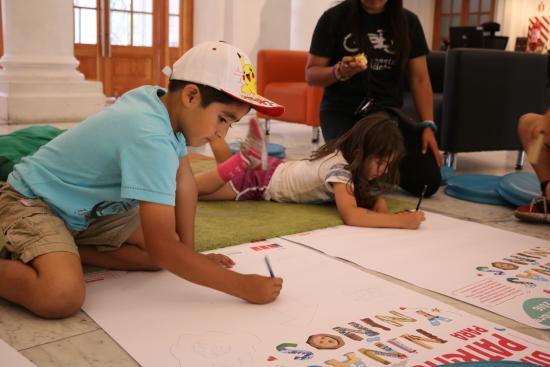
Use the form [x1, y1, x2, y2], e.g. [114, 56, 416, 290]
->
[515, 150, 525, 170]
[312, 126, 320, 143]
[264, 119, 271, 136]
[443, 152, 457, 169]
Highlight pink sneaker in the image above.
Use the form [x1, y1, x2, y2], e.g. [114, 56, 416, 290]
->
[240, 118, 268, 170]
[514, 197, 550, 224]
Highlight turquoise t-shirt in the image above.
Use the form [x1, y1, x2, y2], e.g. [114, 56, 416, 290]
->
[8, 86, 187, 230]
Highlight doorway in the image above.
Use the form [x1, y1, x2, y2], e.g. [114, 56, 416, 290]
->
[73, 0, 193, 97]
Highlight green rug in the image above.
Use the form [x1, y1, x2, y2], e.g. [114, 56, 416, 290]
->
[190, 159, 412, 251]
[0, 160, 413, 254]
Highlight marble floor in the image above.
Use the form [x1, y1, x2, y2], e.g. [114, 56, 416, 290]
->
[0, 117, 549, 366]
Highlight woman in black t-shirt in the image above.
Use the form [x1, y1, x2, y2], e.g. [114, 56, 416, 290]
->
[306, 0, 441, 197]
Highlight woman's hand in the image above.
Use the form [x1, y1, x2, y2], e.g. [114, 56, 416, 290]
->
[421, 128, 443, 167]
[338, 56, 367, 80]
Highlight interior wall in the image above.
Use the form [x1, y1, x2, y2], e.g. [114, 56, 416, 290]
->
[495, 0, 549, 51]
[289, 0, 334, 51]
[403, 0, 435, 50]
[193, 0, 291, 64]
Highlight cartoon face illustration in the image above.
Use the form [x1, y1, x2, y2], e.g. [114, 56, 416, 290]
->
[238, 52, 257, 94]
[306, 333, 344, 350]
[492, 261, 518, 271]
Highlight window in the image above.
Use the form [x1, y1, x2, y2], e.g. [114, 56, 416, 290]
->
[433, 0, 495, 50]
[74, 0, 98, 45]
[110, 0, 153, 47]
[169, 0, 180, 48]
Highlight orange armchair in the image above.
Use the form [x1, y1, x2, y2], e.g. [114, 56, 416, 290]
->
[256, 49, 323, 142]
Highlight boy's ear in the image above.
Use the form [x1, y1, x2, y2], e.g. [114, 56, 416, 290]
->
[179, 84, 201, 108]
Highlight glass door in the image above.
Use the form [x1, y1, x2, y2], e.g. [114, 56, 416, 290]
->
[74, 0, 193, 97]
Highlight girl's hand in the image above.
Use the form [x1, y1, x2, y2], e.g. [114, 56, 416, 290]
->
[339, 56, 367, 79]
[396, 210, 425, 229]
[421, 128, 443, 167]
[205, 253, 235, 268]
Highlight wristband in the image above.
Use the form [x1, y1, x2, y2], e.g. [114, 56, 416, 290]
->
[418, 120, 437, 133]
[331, 63, 339, 81]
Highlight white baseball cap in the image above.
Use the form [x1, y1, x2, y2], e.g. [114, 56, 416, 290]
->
[165, 41, 284, 117]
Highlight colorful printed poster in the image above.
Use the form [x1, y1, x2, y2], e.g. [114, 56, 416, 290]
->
[83, 239, 549, 367]
[0, 339, 36, 367]
[283, 212, 550, 329]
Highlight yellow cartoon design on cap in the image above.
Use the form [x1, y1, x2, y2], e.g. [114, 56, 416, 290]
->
[238, 52, 257, 95]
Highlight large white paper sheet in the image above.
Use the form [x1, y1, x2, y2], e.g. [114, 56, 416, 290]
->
[83, 239, 549, 367]
[283, 212, 550, 329]
[0, 339, 36, 367]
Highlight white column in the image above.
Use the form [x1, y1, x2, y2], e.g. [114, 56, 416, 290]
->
[0, 0, 105, 124]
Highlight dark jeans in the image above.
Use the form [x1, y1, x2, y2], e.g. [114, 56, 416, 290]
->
[320, 110, 441, 197]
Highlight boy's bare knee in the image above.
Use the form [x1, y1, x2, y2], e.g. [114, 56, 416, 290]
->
[31, 280, 85, 318]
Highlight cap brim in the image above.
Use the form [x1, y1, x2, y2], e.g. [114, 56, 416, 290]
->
[221, 90, 285, 117]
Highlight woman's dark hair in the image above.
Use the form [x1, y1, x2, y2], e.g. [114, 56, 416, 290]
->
[311, 111, 405, 208]
[348, 0, 410, 72]
[168, 79, 246, 108]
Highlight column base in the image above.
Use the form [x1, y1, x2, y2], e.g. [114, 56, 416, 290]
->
[0, 79, 105, 124]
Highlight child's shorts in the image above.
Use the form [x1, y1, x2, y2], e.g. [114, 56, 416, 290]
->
[0, 183, 141, 263]
[229, 157, 282, 200]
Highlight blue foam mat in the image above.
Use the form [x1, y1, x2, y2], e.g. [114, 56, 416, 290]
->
[229, 142, 286, 159]
[445, 174, 509, 206]
[496, 172, 541, 207]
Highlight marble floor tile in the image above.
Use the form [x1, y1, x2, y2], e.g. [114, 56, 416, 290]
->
[0, 299, 98, 351]
[21, 330, 139, 367]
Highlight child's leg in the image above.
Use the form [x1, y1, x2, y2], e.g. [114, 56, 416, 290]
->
[195, 168, 238, 199]
[195, 118, 268, 198]
[76, 209, 161, 270]
[209, 136, 233, 163]
[196, 168, 230, 195]
[518, 113, 550, 198]
[197, 156, 282, 201]
[198, 182, 237, 201]
[0, 252, 85, 318]
[0, 185, 85, 318]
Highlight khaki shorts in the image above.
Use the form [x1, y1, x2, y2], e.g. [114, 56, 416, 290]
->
[0, 183, 141, 263]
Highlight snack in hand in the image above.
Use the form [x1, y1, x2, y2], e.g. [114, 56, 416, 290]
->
[355, 52, 368, 66]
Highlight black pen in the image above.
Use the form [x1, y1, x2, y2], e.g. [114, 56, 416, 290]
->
[416, 184, 427, 211]
[264, 256, 275, 278]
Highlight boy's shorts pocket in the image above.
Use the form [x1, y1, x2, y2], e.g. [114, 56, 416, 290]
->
[0, 186, 77, 263]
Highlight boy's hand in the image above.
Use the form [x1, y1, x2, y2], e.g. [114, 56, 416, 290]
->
[237, 274, 283, 304]
[396, 210, 425, 229]
[205, 253, 235, 268]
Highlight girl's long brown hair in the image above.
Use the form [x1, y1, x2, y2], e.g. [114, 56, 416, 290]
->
[311, 111, 405, 208]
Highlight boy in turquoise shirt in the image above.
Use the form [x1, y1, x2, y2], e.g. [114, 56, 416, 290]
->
[0, 41, 284, 318]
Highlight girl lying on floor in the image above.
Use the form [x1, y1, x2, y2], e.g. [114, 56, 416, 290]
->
[196, 112, 425, 229]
